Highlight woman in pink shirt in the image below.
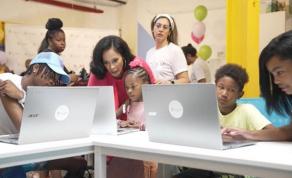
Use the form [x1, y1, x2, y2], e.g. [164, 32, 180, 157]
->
[88, 35, 154, 120]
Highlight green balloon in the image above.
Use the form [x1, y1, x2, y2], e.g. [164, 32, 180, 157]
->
[198, 45, 212, 60]
[194, 5, 208, 21]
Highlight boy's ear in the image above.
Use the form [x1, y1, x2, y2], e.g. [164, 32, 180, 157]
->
[32, 64, 39, 73]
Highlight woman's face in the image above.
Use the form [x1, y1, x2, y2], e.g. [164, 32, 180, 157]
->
[49, 31, 66, 54]
[152, 18, 171, 44]
[102, 48, 124, 78]
[266, 56, 292, 95]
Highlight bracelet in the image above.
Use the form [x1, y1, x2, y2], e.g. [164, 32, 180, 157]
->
[122, 104, 126, 114]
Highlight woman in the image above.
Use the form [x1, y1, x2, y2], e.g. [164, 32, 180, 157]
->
[88, 35, 155, 120]
[89, 35, 155, 178]
[146, 14, 189, 84]
[38, 18, 78, 85]
[223, 30, 292, 141]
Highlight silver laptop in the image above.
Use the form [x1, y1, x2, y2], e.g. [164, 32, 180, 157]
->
[142, 84, 255, 150]
[0, 86, 99, 144]
[91, 86, 139, 135]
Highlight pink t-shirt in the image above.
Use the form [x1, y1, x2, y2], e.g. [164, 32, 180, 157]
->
[126, 102, 145, 130]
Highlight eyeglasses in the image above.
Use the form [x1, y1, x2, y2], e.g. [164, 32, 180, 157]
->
[154, 23, 171, 30]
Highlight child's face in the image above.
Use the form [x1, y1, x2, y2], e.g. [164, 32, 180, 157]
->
[266, 56, 292, 95]
[49, 31, 65, 54]
[125, 74, 144, 102]
[216, 76, 242, 109]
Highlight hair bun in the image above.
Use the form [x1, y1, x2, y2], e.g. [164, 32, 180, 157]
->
[46, 18, 63, 30]
[187, 43, 193, 47]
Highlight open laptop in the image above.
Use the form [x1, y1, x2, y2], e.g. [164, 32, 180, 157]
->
[0, 86, 99, 144]
[142, 84, 255, 150]
[91, 86, 139, 135]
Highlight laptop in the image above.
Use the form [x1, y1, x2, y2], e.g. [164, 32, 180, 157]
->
[142, 84, 255, 150]
[91, 86, 139, 135]
[0, 86, 99, 144]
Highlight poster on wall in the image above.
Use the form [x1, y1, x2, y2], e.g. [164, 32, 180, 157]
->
[5, 23, 118, 74]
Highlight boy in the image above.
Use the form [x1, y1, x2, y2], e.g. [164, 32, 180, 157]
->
[215, 63, 273, 130]
[0, 52, 86, 178]
[174, 64, 274, 178]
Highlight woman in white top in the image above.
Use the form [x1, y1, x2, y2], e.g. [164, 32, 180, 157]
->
[146, 14, 189, 84]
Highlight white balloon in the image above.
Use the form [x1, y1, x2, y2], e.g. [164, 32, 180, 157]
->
[192, 22, 206, 37]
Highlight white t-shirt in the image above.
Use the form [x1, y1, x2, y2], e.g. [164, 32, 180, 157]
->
[146, 43, 188, 81]
[0, 73, 24, 135]
[189, 58, 211, 83]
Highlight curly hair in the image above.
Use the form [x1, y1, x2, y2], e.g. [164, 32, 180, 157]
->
[215, 63, 249, 92]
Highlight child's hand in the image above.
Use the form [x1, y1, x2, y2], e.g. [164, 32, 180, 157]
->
[127, 121, 140, 129]
[119, 120, 129, 128]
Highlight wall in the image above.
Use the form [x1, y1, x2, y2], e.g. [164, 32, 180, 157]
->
[0, 0, 121, 74]
[5, 24, 118, 74]
[0, 0, 120, 29]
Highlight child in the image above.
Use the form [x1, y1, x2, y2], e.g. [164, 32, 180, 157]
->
[120, 61, 157, 178]
[119, 67, 151, 130]
[216, 63, 274, 130]
[0, 52, 86, 178]
[174, 63, 274, 178]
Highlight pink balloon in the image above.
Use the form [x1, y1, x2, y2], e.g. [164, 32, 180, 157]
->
[192, 22, 206, 37]
[191, 32, 204, 44]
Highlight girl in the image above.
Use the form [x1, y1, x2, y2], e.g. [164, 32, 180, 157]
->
[223, 30, 292, 141]
[38, 18, 78, 86]
[121, 62, 157, 178]
[38, 18, 65, 54]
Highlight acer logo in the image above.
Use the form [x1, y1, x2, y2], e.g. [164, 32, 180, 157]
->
[28, 114, 39, 118]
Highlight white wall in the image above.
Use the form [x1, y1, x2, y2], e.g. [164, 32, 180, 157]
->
[260, 11, 286, 52]
[0, 0, 121, 73]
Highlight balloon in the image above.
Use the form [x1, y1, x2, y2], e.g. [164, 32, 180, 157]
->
[192, 22, 206, 37]
[194, 5, 208, 21]
[198, 45, 212, 60]
[191, 32, 204, 44]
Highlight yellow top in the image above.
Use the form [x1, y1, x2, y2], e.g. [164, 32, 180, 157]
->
[219, 104, 271, 131]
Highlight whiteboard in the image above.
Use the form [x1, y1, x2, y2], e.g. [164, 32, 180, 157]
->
[5, 23, 118, 74]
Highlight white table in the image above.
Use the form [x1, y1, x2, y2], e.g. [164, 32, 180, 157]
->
[1, 132, 292, 178]
[0, 137, 93, 168]
[91, 131, 292, 178]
